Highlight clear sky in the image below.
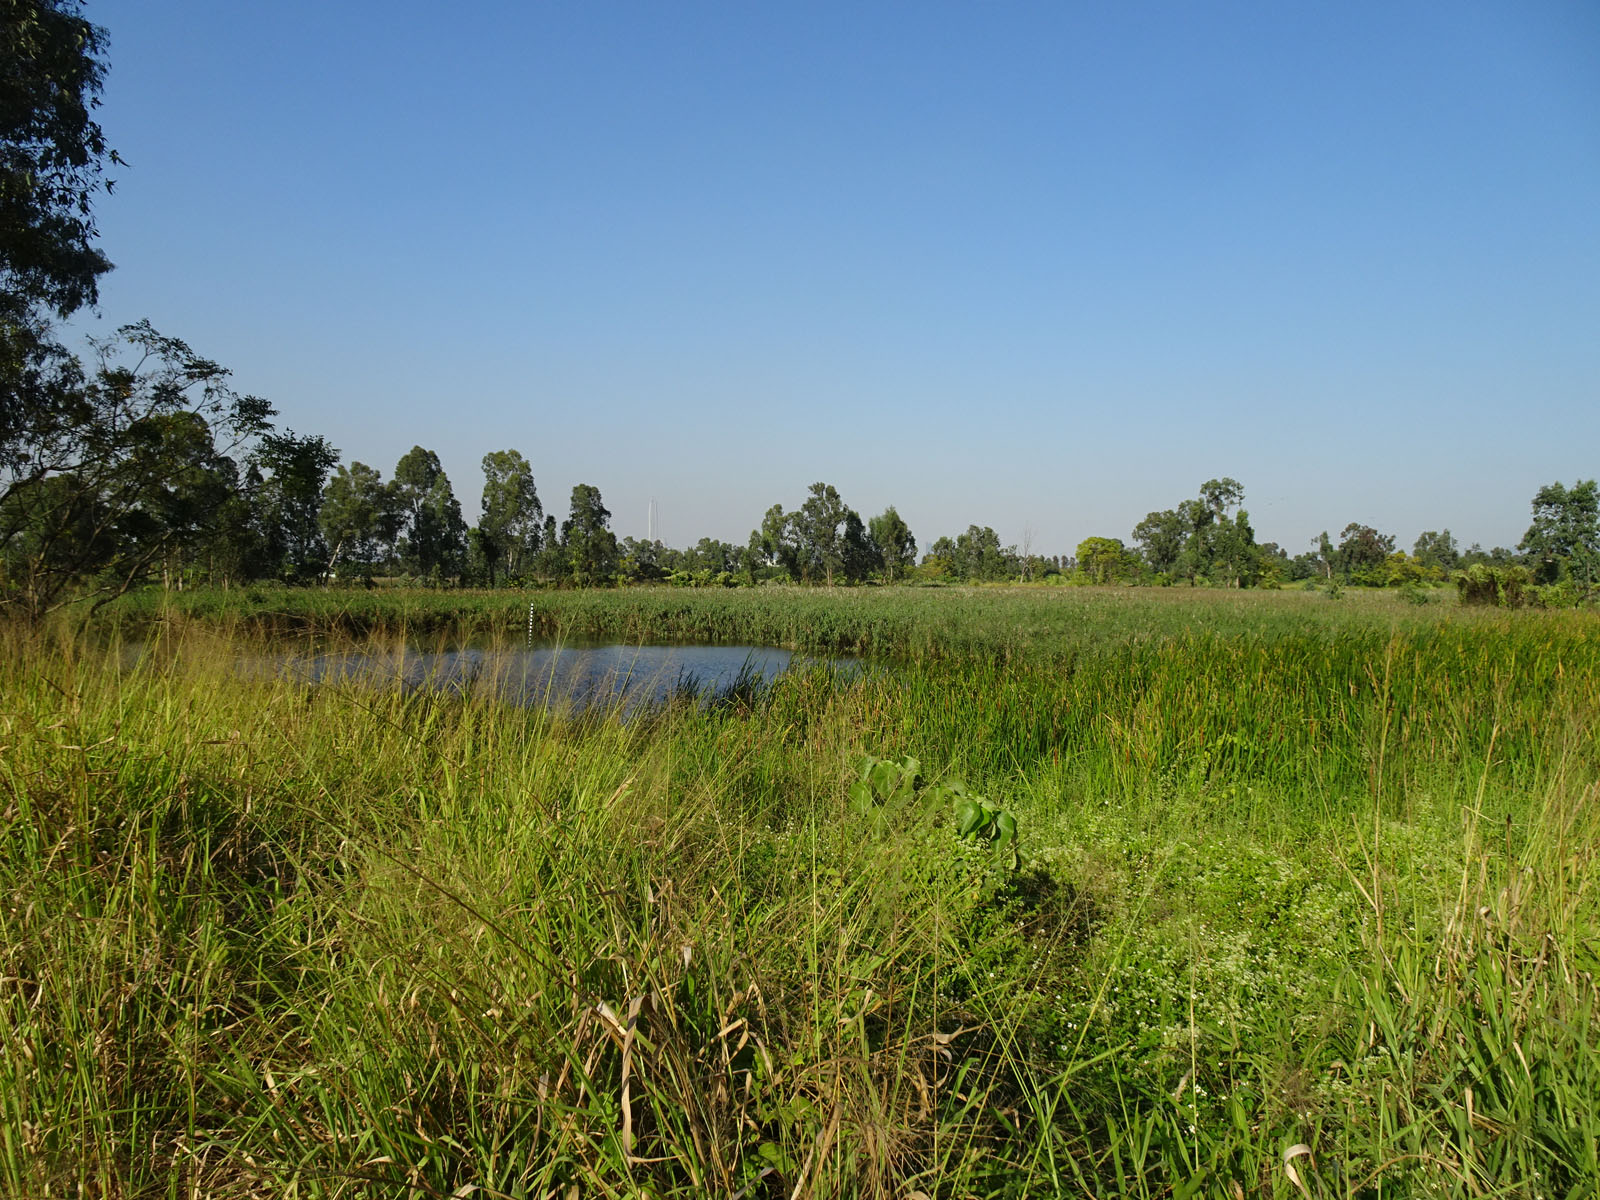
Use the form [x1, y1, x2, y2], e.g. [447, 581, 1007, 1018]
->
[71, 0, 1600, 560]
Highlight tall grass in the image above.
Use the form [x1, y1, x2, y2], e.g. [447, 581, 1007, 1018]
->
[3, 589, 1597, 1196]
[108, 581, 1513, 660]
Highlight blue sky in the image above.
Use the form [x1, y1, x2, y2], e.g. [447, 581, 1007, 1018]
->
[73, 0, 1600, 560]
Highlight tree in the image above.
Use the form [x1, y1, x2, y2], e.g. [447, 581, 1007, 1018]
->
[392, 446, 466, 580]
[1212, 507, 1259, 588]
[790, 482, 851, 585]
[1174, 498, 1214, 584]
[562, 483, 618, 586]
[1132, 508, 1186, 576]
[750, 503, 799, 579]
[1076, 536, 1137, 585]
[955, 524, 1009, 581]
[320, 461, 397, 578]
[867, 506, 916, 582]
[533, 514, 562, 581]
[253, 430, 338, 581]
[1314, 531, 1335, 580]
[478, 449, 542, 585]
[1461, 543, 1518, 569]
[922, 535, 958, 579]
[1256, 541, 1291, 586]
[686, 536, 737, 576]
[841, 510, 876, 583]
[1198, 477, 1244, 517]
[1412, 529, 1460, 574]
[1335, 523, 1396, 584]
[620, 536, 668, 582]
[1, 0, 113, 320]
[2, 0, 117, 484]
[1180, 479, 1249, 585]
[1520, 480, 1599, 584]
[0, 322, 273, 614]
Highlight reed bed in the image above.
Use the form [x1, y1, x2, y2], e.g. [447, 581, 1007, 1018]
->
[4, 588, 1597, 1197]
[107, 582, 1495, 660]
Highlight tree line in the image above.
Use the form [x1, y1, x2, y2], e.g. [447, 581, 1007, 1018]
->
[1075, 476, 1594, 593]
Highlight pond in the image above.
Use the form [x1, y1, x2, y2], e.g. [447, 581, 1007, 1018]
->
[268, 640, 853, 712]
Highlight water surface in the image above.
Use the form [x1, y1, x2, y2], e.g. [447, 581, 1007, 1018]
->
[273, 640, 845, 711]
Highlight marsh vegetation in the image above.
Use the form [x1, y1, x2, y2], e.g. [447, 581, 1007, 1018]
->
[4, 586, 1597, 1197]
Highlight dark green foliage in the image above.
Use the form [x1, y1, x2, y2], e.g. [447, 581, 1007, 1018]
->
[561, 482, 618, 585]
[477, 449, 542, 584]
[1336, 522, 1396, 584]
[319, 460, 397, 578]
[392, 445, 467, 580]
[924, 524, 1015, 582]
[250, 430, 338, 582]
[748, 483, 881, 586]
[1456, 563, 1533, 607]
[1076, 535, 1137, 584]
[1521, 479, 1599, 583]
[2, 0, 115, 525]
[0, 0, 113, 321]
[1413, 528, 1461, 572]
[1130, 479, 1259, 586]
[867, 506, 915, 582]
[1132, 507, 1186, 576]
[1, 322, 275, 614]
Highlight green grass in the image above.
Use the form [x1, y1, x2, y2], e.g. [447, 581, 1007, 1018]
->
[107, 580, 1491, 659]
[4, 586, 1598, 1197]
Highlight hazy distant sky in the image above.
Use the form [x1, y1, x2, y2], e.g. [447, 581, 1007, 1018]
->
[72, 1, 1599, 559]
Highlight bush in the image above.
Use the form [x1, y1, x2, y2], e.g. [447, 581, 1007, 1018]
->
[1531, 579, 1600, 609]
[1456, 563, 1532, 607]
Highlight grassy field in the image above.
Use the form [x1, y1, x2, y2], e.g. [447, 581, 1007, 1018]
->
[4, 585, 1598, 1197]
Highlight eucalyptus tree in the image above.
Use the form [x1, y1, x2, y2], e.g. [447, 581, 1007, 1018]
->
[868, 506, 916, 582]
[1412, 530, 1460, 573]
[478, 449, 542, 584]
[955, 525, 1009, 582]
[1169, 501, 1205, 582]
[1135, 478, 1254, 586]
[751, 503, 800, 579]
[841, 511, 876, 583]
[1212, 508, 1259, 588]
[1335, 523, 1396, 584]
[1314, 531, 1335, 580]
[320, 461, 397, 577]
[392, 446, 467, 581]
[1199, 477, 1244, 517]
[1181, 478, 1244, 583]
[562, 483, 619, 585]
[790, 481, 851, 584]
[252, 431, 338, 581]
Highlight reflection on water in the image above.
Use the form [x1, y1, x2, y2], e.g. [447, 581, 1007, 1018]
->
[268, 642, 846, 712]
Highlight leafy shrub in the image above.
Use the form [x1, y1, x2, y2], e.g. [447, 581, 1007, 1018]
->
[1456, 563, 1532, 607]
[1531, 579, 1599, 609]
